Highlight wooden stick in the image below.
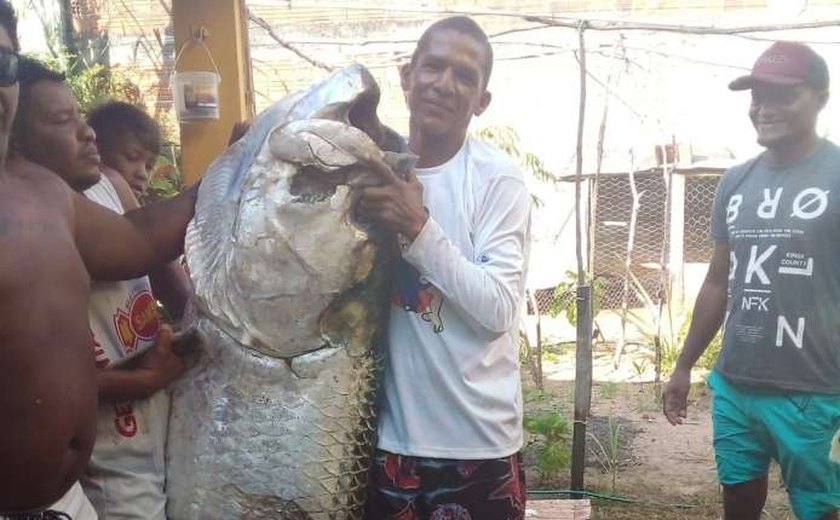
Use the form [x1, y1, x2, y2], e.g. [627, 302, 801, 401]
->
[618, 149, 641, 368]
[571, 20, 593, 495]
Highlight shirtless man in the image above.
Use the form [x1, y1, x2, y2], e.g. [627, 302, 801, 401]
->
[0, 2, 197, 515]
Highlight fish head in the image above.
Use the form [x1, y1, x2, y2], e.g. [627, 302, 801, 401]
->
[186, 64, 413, 360]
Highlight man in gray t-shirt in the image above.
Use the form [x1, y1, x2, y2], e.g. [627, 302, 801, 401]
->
[664, 41, 839, 520]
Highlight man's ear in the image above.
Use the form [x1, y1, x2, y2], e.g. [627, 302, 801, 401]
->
[474, 90, 492, 117]
[818, 89, 830, 111]
[399, 63, 412, 94]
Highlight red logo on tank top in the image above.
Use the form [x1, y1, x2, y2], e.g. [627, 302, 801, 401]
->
[114, 402, 138, 438]
[114, 290, 160, 352]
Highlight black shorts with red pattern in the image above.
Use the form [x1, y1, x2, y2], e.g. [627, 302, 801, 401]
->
[364, 449, 526, 520]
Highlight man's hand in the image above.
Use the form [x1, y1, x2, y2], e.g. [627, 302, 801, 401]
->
[663, 366, 691, 425]
[356, 156, 428, 241]
[137, 325, 188, 391]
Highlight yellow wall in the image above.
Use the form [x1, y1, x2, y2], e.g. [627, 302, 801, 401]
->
[172, 0, 253, 184]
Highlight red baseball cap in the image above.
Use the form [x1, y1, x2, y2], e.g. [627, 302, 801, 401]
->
[729, 41, 829, 91]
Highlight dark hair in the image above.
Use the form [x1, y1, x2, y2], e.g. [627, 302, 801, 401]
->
[12, 56, 66, 139]
[87, 101, 162, 156]
[0, 1, 19, 52]
[411, 16, 493, 88]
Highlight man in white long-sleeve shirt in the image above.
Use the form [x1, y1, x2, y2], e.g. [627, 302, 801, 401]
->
[358, 16, 531, 520]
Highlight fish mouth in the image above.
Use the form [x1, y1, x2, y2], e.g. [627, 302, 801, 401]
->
[348, 90, 403, 153]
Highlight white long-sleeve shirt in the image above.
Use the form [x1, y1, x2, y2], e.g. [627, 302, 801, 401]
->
[377, 136, 531, 459]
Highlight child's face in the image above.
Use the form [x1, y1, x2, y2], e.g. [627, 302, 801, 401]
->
[102, 133, 157, 200]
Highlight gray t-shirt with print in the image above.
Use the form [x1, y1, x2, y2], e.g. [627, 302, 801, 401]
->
[711, 140, 840, 394]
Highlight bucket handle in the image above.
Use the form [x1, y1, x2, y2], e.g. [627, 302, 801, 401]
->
[171, 36, 220, 81]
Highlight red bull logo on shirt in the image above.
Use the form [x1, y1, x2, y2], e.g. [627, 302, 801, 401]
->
[114, 290, 160, 352]
[392, 259, 444, 333]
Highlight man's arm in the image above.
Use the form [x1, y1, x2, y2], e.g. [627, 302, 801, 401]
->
[663, 241, 729, 425]
[73, 182, 198, 282]
[148, 265, 190, 321]
[358, 157, 530, 335]
[102, 168, 191, 319]
[404, 175, 530, 334]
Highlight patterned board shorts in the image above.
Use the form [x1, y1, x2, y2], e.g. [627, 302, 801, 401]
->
[364, 450, 526, 520]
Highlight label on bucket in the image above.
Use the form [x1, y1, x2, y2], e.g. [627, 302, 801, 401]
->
[172, 71, 220, 121]
[184, 83, 218, 110]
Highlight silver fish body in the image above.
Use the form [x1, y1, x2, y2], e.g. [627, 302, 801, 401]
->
[166, 65, 409, 519]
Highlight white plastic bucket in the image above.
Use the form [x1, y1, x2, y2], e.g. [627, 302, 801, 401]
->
[171, 71, 221, 122]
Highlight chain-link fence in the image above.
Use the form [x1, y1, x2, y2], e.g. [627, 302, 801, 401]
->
[529, 169, 722, 346]
[684, 175, 721, 263]
[593, 172, 669, 311]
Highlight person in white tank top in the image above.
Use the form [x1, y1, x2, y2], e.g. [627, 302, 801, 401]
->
[83, 101, 194, 519]
[358, 16, 531, 520]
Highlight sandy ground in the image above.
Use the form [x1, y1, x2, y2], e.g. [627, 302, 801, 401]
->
[521, 314, 795, 519]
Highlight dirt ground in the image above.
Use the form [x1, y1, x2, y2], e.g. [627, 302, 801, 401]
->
[521, 338, 795, 519]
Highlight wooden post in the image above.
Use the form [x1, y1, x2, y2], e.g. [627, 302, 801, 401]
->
[570, 20, 592, 494]
[654, 144, 673, 389]
[617, 150, 640, 368]
[669, 164, 686, 309]
[528, 290, 544, 390]
[172, 0, 254, 184]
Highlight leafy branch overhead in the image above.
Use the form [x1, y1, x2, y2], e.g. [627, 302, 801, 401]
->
[475, 126, 560, 208]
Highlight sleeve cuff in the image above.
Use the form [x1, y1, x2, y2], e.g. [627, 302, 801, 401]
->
[402, 216, 441, 271]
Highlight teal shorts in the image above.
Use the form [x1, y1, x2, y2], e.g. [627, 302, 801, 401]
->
[708, 370, 840, 520]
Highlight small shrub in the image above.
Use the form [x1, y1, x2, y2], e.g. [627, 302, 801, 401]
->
[541, 351, 560, 364]
[587, 414, 622, 493]
[524, 412, 571, 482]
[145, 148, 185, 202]
[599, 381, 619, 400]
[548, 271, 605, 326]
[522, 388, 550, 404]
[662, 310, 723, 374]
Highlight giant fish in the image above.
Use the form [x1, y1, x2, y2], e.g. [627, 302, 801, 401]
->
[166, 64, 412, 519]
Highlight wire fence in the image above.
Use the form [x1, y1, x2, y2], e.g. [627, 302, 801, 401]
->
[528, 170, 722, 347]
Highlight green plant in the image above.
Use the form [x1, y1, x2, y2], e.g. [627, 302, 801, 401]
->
[67, 63, 142, 114]
[677, 310, 723, 371]
[587, 414, 622, 493]
[656, 310, 723, 375]
[541, 350, 560, 364]
[631, 359, 649, 384]
[475, 126, 558, 187]
[599, 381, 619, 400]
[547, 270, 605, 326]
[145, 146, 185, 202]
[524, 412, 571, 482]
[32, 53, 142, 114]
[624, 272, 679, 349]
[522, 388, 551, 404]
[661, 343, 681, 374]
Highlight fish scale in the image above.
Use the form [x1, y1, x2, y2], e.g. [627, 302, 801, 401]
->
[166, 64, 410, 519]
